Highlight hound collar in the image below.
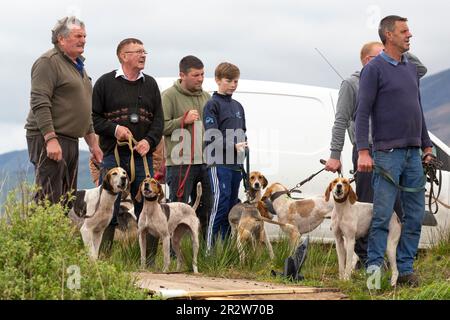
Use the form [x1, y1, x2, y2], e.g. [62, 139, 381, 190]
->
[333, 194, 349, 204]
[270, 191, 290, 202]
[144, 195, 158, 202]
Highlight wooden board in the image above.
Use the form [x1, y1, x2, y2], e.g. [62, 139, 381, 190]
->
[134, 272, 347, 300]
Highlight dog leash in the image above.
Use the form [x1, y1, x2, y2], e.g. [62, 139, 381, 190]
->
[240, 146, 251, 193]
[176, 111, 196, 200]
[373, 164, 426, 194]
[288, 159, 327, 194]
[422, 154, 444, 214]
[350, 153, 444, 214]
[114, 135, 151, 183]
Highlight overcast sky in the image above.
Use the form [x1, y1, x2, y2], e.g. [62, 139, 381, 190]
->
[1, 0, 449, 154]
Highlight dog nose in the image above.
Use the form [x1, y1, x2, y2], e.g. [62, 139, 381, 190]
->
[254, 182, 260, 188]
[336, 184, 342, 190]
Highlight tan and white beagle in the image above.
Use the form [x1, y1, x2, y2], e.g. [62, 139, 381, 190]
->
[228, 171, 274, 261]
[136, 178, 201, 273]
[261, 182, 334, 246]
[325, 177, 401, 285]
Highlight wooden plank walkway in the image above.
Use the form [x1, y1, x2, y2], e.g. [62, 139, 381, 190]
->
[134, 272, 347, 300]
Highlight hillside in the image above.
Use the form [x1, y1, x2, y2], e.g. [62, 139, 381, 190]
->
[0, 150, 94, 204]
[420, 68, 450, 145]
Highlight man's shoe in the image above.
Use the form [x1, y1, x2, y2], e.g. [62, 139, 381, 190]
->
[396, 273, 420, 287]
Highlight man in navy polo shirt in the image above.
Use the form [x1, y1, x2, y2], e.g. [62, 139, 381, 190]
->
[355, 15, 434, 287]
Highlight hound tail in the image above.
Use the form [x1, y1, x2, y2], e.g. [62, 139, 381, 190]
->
[192, 182, 202, 211]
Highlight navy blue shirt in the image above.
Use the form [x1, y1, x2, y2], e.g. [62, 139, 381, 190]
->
[355, 51, 432, 151]
[203, 92, 247, 167]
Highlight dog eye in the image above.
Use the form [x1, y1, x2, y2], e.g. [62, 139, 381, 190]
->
[112, 172, 117, 176]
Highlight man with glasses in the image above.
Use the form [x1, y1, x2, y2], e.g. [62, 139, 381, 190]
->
[325, 41, 427, 268]
[25, 16, 103, 206]
[92, 38, 163, 262]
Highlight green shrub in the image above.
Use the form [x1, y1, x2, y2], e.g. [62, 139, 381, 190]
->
[0, 186, 147, 300]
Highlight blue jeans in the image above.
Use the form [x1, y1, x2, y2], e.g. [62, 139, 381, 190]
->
[352, 145, 404, 266]
[101, 152, 154, 224]
[207, 165, 242, 251]
[368, 147, 425, 276]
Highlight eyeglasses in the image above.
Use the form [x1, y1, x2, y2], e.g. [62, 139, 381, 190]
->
[124, 50, 148, 55]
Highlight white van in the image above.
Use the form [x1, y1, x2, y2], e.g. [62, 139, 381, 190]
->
[157, 78, 450, 248]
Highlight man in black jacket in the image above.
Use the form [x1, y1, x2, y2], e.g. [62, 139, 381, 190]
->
[92, 38, 163, 263]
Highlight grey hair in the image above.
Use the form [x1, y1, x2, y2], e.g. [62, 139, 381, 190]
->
[51, 16, 85, 44]
[378, 15, 408, 45]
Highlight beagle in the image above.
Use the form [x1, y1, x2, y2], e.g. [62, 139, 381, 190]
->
[136, 178, 200, 273]
[68, 167, 129, 259]
[261, 183, 334, 246]
[228, 171, 275, 261]
[325, 177, 401, 285]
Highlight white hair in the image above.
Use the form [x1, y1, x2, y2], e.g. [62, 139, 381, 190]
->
[51, 16, 84, 44]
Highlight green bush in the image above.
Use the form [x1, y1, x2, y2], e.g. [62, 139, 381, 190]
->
[0, 187, 147, 300]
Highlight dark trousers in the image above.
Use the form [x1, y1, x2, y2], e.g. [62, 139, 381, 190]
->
[27, 134, 79, 206]
[101, 152, 158, 264]
[352, 145, 404, 266]
[166, 164, 212, 238]
[206, 165, 242, 251]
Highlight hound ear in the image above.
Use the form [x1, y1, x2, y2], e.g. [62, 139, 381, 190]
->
[325, 182, 332, 202]
[157, 183, 165, 203]
[348, 185, 358, 204]
[135, 182, 143, 203]
[102, 171, 113, 193]
[261, 175, 268, 189]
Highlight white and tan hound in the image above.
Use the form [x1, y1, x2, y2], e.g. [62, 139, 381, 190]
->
[325, 177, 401, 285]
[136, 178, 200, 273]
[228, 171, 276, 261]
[261, 182, 334, 246]
[68, 167, 129, 259]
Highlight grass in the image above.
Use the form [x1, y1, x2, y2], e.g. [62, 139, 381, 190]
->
[2, 183, 449, 300]
[106, 225, 450, 300]
[0, 184, 147, 300]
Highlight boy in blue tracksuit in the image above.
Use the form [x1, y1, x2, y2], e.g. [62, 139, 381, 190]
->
[203, 62, 247, 252]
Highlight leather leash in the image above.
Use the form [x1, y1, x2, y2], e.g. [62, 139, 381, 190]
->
[176, 111, 195, 200]
[114, 135, 151, 183]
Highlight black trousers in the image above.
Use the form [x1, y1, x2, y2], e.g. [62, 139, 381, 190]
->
[166, 164, 212, 238]
[27, 134, 79, 206]
[352, 145, 404, 266]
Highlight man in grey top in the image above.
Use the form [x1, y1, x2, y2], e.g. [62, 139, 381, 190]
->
[325, 41, 427, 266]
[25, 16, 102, 205]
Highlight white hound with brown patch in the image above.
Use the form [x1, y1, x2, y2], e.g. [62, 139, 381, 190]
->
[325, 177, 401, 285]
[136, 178, 200, 273]
[68, 167, 129, 259]
[261, 182, 334, 246]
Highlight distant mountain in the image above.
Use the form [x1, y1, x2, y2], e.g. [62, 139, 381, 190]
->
[0, 150, 94, 205]
[420, 68, 450, 146]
